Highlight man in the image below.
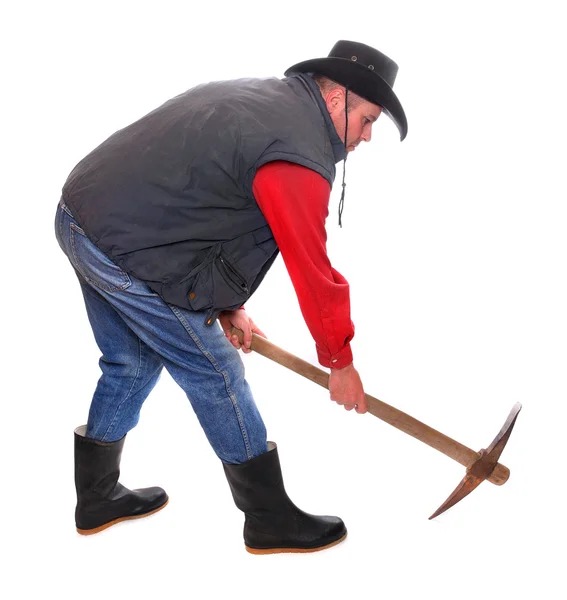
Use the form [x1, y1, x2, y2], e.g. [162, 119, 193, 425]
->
[55, 40, 408, 553]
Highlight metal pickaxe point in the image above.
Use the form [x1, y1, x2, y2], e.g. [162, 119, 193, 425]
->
[428, 401, 521, 518]
[230, 328, 521, 519]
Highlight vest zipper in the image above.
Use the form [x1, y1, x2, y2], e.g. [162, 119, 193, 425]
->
[219, 256, 249, 294]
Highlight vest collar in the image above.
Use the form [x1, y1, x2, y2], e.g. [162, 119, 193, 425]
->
[286, 73, 347, 164]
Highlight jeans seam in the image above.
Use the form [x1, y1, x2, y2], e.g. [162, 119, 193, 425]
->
[169, 305, 253, 460]
[101, 336, 144, 442]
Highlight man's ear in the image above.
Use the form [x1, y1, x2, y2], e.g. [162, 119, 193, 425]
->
[326, 88, 344, 115]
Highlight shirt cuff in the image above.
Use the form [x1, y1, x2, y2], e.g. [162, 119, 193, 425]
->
[316, 343, 353, 369]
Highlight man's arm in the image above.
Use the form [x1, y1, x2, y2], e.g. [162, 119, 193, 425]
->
[252, 160, 366, 413]
[253, 161, 353, 367]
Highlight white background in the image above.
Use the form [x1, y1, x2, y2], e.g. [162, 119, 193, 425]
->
[2, 0, 566, 598]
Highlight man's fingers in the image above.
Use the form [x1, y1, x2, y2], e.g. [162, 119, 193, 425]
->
[251, 325, 267, 339]
[243, 327, 253, 349]
[331, 396, 366, 413]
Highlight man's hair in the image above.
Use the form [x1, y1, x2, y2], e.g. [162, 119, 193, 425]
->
[312, 74, 365, 112]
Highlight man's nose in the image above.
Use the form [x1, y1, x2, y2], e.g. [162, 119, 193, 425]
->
[361, 124, 372, 143]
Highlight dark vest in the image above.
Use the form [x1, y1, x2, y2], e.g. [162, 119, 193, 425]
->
[62, 74, 343, 324]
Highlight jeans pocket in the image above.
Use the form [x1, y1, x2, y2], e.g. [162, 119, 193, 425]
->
[70, 223, 131, 292]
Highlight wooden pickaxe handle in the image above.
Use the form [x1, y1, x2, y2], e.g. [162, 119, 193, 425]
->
[232, 329, 510, 486]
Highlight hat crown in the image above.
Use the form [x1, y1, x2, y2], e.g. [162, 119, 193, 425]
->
[329, 40, 398, 87]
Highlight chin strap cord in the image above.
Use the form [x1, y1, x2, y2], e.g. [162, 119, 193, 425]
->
[338, 87, 349, 227]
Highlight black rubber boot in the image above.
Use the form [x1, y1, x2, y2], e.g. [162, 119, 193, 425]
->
[74, 425, 168, 535]
[222, 442, 347, 554]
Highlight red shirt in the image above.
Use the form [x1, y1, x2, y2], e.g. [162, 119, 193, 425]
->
[252, 161, 354, 369]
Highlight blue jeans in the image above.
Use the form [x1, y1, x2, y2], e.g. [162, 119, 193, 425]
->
[54, 201, 268, 464]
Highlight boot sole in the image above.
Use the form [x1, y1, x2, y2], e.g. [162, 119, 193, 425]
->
[245, 531, 347, 554]
[76, 498, 169, 535]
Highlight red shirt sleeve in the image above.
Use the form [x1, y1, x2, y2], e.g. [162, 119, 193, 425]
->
[252, 160, 354, 369]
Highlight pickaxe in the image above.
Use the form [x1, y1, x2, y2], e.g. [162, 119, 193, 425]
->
[231, 328, 521, 519]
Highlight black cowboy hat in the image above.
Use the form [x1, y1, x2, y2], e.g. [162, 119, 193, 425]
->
[285, 40, 408, 141]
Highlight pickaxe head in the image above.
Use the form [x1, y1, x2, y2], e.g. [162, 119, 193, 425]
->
[429, 402, 522, 519]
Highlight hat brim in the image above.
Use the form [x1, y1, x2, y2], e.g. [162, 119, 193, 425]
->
[285, 57, 407, 141]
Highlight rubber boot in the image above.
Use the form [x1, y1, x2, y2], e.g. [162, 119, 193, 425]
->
[74, 425, 168, 534]
[222, 442, 347, 554]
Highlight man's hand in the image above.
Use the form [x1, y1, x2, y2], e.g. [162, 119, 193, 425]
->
[328, 363, 367, 414]
[218, 310, 266, 354]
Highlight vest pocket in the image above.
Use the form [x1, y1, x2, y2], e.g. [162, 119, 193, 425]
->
[218, 254, 249, 294]
[184, 246, 249, 312]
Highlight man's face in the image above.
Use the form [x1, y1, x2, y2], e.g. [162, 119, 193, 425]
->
[326, 90, 382, 152]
